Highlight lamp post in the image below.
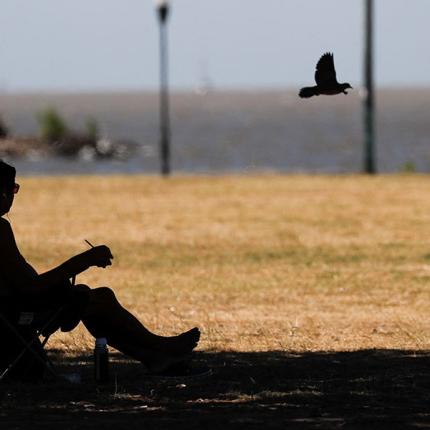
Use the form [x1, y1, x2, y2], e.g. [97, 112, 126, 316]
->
[363, 0, 376, 174]
[155, 0, 171, 176]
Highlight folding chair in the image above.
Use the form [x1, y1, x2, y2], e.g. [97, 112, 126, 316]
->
[0, 276, 87, 382]
[0, 304, 64, 382]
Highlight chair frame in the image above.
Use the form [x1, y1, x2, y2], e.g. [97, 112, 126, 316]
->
[1, 277, 81, 382]
[0, 306, 64, 381]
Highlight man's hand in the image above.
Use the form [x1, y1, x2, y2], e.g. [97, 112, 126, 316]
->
[84, 245, 113, 268]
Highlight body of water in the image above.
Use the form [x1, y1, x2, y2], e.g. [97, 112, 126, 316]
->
[0, 89, 429, 174]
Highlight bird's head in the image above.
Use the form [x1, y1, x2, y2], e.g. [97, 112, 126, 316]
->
[341, 83, 352, 94]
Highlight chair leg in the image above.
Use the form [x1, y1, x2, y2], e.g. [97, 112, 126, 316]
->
[0, 319, 54, 381]
[0, 309, 64, 381]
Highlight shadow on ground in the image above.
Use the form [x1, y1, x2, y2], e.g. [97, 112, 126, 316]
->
[1, 349, 430, 429]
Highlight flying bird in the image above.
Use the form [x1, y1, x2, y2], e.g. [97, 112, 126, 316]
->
[299, 53, 352, 99]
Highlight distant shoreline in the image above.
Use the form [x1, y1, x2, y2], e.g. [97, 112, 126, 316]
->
[1, 88, 430, 174]
[1, 86, 430, 97]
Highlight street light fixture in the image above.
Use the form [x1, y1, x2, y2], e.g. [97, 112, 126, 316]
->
[155, 0, 171, 176]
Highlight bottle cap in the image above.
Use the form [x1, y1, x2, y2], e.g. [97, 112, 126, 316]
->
[95, 337, 107, 347]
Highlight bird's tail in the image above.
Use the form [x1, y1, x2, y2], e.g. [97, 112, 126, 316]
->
[299, 87, 318, 98]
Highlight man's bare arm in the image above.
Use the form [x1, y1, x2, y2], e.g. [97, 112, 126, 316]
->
[36, 246, 113, 288]
[0, 218, 113, 293]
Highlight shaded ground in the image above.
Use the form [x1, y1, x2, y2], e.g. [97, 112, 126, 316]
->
[1, 349, 430, 429]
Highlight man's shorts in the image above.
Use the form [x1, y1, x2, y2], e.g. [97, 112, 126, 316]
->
[14, 281, 90, 336]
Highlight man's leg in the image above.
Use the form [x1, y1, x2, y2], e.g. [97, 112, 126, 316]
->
[80, 287, 200, 369]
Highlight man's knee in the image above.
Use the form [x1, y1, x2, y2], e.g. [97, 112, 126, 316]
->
[75, 283, 90, 292]
[93, 286, 116, 303]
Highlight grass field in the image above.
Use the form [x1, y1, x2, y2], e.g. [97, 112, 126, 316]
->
[3, 174, 430, 428]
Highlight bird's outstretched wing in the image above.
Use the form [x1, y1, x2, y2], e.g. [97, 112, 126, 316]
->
[314, 53, 338, 86]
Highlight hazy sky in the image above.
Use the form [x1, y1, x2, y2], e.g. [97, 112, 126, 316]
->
[0, 0, 428, 91]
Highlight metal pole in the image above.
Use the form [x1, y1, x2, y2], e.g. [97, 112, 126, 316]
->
[158, 3, 171, 176]
[363, 0, 376, 174]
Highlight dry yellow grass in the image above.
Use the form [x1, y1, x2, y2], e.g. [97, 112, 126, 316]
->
[8, 174, 430, 354]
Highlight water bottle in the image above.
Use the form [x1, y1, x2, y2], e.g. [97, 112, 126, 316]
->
[94, 337, 109, 383]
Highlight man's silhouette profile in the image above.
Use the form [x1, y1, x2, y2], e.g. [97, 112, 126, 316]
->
[0, 160, 200, 375]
